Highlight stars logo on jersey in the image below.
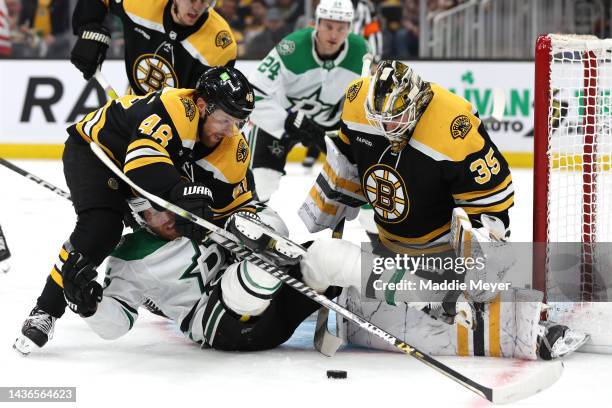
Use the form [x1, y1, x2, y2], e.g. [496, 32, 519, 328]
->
[362, 164, 409, 223]
[450, 115, 472, 139]
[346, 80, 363, 102]
[268, 140, 285, 157]
[287, 87, 335, 121]
[277, 39, 295, 56]
[133, 54, 178, 94]
[215, 30, 233, 49]
[236, 138, 249, 163]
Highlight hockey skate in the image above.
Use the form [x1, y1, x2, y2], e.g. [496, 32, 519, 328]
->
[13, 306, 57, 356]
[537, 321, 589, 360]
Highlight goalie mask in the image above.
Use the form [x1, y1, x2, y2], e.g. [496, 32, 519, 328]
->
[365, 61, 433, 145]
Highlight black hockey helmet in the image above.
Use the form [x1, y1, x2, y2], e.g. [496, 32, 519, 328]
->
[195, 66, 255, 120]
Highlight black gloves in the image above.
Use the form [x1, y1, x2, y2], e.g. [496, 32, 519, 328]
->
[284, 111, 326, 150]
[70, 23, 111, 80]
[169, 182, 214, 241]
[62, 251, 103, 318]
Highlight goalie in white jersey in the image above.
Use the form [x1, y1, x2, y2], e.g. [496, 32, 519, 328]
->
[247, 0, 370, 202]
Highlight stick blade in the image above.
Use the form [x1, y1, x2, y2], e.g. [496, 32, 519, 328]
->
[491, 360, 563, 404]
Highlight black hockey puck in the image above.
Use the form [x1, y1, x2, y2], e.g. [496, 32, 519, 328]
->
[326, 370, 347, 379]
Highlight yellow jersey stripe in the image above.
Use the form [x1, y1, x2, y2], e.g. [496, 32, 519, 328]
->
[452, 174, 513, 201]
[127, 138, 170, 156]
[378, 236, 452, 255]
[212, 191, 253, 214]
[75, 110, 96, 143]
[377, 222, 451, 245]
[462, 195, 514, 214]
[123, 156, 174, 173]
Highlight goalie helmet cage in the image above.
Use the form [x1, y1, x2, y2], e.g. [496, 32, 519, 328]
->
[533, 34, 612, 354]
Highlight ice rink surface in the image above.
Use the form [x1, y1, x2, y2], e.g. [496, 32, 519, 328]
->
[1, 161, 611, 408]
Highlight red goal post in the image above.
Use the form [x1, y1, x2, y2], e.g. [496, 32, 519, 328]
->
[533, 34, 612, 353]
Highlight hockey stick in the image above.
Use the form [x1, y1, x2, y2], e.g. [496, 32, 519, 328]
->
[0, 158, 71, 200]
[314, 218, 345, 357]
[94, 70, 119, 100]
[313, 54, 373, 356]
[89, 141, 561, 404]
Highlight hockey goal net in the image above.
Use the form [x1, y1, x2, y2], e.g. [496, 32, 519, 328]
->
[534, 34, 612, 353]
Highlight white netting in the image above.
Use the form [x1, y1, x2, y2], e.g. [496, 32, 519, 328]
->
[542, 34, 612, 353]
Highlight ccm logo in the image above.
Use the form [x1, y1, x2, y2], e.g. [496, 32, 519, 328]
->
[184, 185, 213, 198]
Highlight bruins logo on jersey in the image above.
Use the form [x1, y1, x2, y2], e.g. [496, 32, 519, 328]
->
[346, 80, 363, 102]
[133, 54, 178, 93]
[363, 164, 409, 224]
[236, 138, 249, 163]
[215, 31, 233, 49]
[450, 115, 472, 139]
[181, 97, 196, 121]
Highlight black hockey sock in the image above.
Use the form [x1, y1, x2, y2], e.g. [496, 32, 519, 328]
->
[36, 274, 68, 318]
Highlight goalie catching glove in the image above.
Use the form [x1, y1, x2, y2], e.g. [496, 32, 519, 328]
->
[169, 181, 214, 241]
[62, 251, 102, 318]
[225, 208, 301, 265]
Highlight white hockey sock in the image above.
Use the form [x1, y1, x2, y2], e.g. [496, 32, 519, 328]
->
[221, 261, 282, 316]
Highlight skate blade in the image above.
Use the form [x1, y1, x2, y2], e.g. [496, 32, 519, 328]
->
[13, 335, 38, 356]
[552, 331, 590, 358]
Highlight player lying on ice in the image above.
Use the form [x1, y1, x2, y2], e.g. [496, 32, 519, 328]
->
[52, 193, 583, 360]
[298, 59, 589, 360]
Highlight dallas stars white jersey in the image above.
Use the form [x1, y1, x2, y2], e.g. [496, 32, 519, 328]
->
[248, 27, 369, 139]
[84, 230, 226, 341]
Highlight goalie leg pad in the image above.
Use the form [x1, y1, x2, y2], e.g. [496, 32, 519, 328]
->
[339, 287, 544, 359]
[220, 261, 282, 317]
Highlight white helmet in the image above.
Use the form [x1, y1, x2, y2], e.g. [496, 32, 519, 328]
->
[315, 0, 354, 25]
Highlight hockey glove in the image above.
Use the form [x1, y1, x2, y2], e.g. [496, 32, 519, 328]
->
[225, 211, 268, 251]
[284, 111, 326, 150]
[169, 182, 214, 241]
[62, 251, 103, 318]
[70, 23, 111, 80]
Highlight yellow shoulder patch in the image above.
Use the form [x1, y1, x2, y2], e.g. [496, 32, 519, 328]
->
[200, 130, 249, 184]
[160, 88, 199, 145]
[411, 84, 484, 162]
[341, 77, 370, 126]
[122, 0, 165, 27]
[185, 9, 237, 66]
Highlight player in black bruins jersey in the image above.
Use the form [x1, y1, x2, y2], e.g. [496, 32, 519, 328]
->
[299, 59, 515, 317]
[14, 66, 255, 355]
[299, 61, 590, 360]
[70, 0, 237, 95]
[301, 60, 514, 253]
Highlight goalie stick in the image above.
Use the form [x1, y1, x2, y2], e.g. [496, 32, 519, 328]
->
[314, 54, 373, 356]
[89, 141, 562, 404]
